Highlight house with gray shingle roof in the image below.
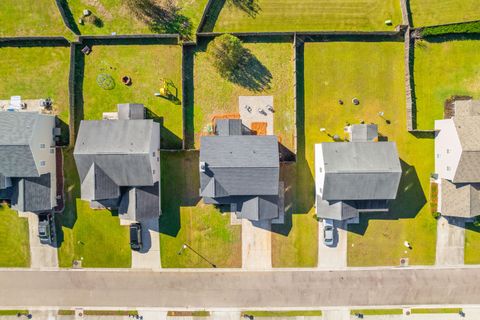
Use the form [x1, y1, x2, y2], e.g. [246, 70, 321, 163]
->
[74, 104, 161, 222]
[315, 124, 402, 220]
[435, 100, 480, 218]
[199, 119, 281, 221]
[0, 111, 58, 213]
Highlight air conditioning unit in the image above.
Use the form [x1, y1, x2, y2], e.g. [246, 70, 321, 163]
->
[200, 161, 206, 172]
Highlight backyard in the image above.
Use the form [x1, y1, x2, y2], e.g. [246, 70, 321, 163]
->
[303, 41, 436, 266]
[205, 0, 401, 32]
[80, 43, 183, 149]
[0, 46, 71, 139]
[66, 0, 209, 36]
[0, 0, 70, 37]
[57, 149, 131, 268]
[192, 38, 295, 150]
[159, 151, 242, 268]
[413, 38, 480, 130]
[410, 0, 480, 27]
[0, 204, 30, 267]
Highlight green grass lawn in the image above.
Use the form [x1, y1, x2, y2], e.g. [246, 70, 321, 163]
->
[0, 46, 70, 127]
[414, 39, 480, 130]
[57, 149, 131, 268]
[0, 0, 70, 37]
[465, 223, 480, 264]
[304, 41, 436, 266]
[160, 151, 242, 268]
[193, 39, 295, 150]
[208, 0, 401, 32]
[242, 311, 322, 317]
[81, 44, 183, 149]
[0, 204, 30, 267]
[351, 309, 403, 315]
[66, 0, 209, 36]
[271, 163, 318, 267]
[411, 308, 462, 314]
[410, 0, 480, 27]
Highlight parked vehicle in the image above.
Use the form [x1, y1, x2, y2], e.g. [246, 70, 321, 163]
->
[130, 223, 143, 251]
[38, 213, 55, 245]
[323, 219, 334, 246]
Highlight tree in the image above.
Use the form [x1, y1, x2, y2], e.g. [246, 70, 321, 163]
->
[207, 34, 247, 81]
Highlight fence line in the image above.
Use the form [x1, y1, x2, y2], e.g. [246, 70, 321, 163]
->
[197, 30, 403, 38]
[68, 42, 78, 146]
[292, 33, 298, 155]
[399, 0, 412, 27]
[54, 0, 79, 35]
[196, 0, 217, 34]
[404, 29, 415, 131]
[181, 42, 196, 150]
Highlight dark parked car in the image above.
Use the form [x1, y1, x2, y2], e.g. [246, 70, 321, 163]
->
[130, 223, 143, 251]
[38, 213, 55, 245]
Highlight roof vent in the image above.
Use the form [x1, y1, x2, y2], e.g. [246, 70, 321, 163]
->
[200, 161, 207, 172]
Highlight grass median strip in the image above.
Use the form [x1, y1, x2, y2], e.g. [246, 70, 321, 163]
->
[411, 308, 462, 314]
[242, 310, 322, 317]
[351, 309, 403, 315]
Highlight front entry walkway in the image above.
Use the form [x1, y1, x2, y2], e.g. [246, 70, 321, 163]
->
[131, 218, 161, 269]
[26, 213, 58, 268]
[242, 219, 272, 270]
[435, 216, 465, 266]
[318, 220, 347, 269]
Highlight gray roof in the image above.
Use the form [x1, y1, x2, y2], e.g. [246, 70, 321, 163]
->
[316, 195, 389, 220]
[216, 119, 242, 136]
[0, 112, 54, 178]
[117, 103, 145, 120]
[11, 174, 52, 212]
[350, 124, 378, 142]
[119, 182, 160, 221]
[451, 116, 480, 183]
[200, 135, 279, 197]
[236, 196, 279, 221]
[320, 142, 402, 201]
[80, 163, 120, 201]
[441, 179, 480, 218]
[74, 120, 156, 187]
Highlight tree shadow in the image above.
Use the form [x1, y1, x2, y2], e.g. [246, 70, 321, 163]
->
[159, 151, 201, 237]
[271, 162, 296, 236]
[228, 0, 261, 18]
[228, 48, 272, 92]
[348, 159, 426, 236]
[125, 0, 192, 38]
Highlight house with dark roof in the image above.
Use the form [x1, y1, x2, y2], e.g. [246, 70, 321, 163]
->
[435, 100, 480, 218]
[199, 119, 281, 221]
[0, 111, 58, 213]
[315, 124, 402, 220]
[74, 104, 161, 222]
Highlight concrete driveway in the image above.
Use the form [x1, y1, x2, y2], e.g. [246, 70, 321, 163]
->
[26, 212, 58, 268]
[435, 216, 465, 266]
[318, 220, 347, 269]
[242, 219, 272, 270]
[132, 218, 161, 269]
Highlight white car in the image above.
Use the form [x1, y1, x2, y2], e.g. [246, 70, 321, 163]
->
[323, 219, 334, 246]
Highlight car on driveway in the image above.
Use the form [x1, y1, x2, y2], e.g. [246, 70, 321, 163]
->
[323, 219, 334, 246]
[130, 223, 143, 251]
[38, 213, 55, 245]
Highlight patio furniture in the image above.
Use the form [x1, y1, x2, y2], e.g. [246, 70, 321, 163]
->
[244, 105, 252, 113]
[258, 108, 267, 115]
[81, 46, 92, 55]
[122, 76, 132, 86]
[8, 96, 24, 110]
[267, 105, 274, 113]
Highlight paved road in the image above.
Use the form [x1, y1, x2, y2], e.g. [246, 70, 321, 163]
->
[1, 268, 480, 308]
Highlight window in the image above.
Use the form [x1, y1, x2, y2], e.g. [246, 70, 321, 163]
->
[40, 161, 46, 167]
[319, 167, 323, 173]
[50, 148, 55, 154]
[319, 187, 323, 193]
[152, 169, 156, 174]
[446, 166, 451, 171]
[436, 154, 440, 159]
[446, 149, 450, 154]
[40, 144, 46, 149]
[152, 151, 156, 157]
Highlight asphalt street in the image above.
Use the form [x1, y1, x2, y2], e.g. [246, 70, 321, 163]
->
[1, 268, 479, 308]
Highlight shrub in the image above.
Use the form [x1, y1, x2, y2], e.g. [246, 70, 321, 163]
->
[432, 211, 441, 220]
[421, 20, 480, 37]
[207, 34, 247, 81]
[474, 217, 480, 227]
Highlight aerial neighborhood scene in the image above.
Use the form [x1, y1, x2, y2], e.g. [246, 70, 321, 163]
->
[1, 0, 480, 319]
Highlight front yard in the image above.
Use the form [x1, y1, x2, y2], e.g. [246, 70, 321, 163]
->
[0, 204, 30, 267]
[159, 151, 242, 268]
[57, 149, 131, 268]
[208, 0, 401, 32]
[0, 0, 70, 37]
[465, 223, 480, 264]
[413, 39, 480, 130]
[303, 41, 436, 266]
[80, 43, 183, 149]
[410, 0, 480, 27]
[193, 38, 295, 150]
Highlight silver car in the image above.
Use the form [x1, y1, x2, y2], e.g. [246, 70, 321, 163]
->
[323, 219, 334, 246]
